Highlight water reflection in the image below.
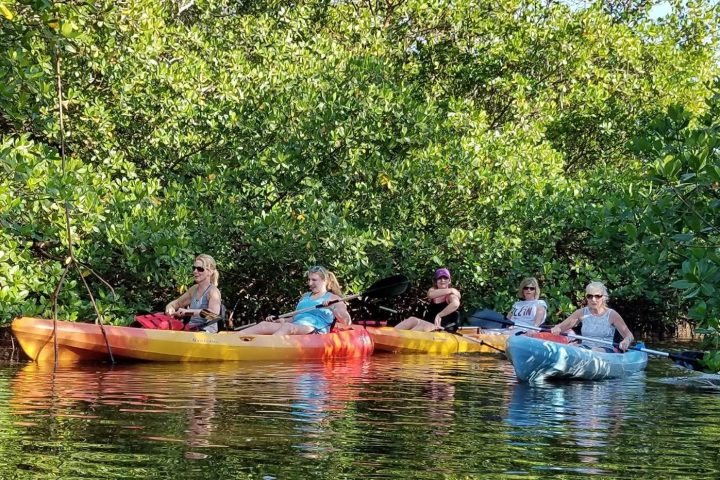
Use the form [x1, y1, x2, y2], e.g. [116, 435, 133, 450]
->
[1, 356, 720, 478]
[505, 376, 646, 475]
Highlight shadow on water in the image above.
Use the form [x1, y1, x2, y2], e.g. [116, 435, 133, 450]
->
[0, 354, 719, 478]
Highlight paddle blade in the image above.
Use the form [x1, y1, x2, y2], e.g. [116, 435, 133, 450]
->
[361, 275, 409, 299]
[670, 350, 706, 372]
[467, 309, 510, 329]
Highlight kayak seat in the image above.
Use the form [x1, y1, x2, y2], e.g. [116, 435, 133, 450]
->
[133, 313, 185, 330]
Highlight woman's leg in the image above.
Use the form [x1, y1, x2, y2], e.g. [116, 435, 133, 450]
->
[410, 319, 439, 332]
[394, 316, 422, 330]
[395, 317, 437, 331]
[272, 323, 315, 335]
[240, 321, 283, 335]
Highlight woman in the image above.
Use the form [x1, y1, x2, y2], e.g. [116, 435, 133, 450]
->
[394, 268, 461, 332]
[241, 266, 351, 335]
[550, 281, 634, 352]
[507, 277, 547, 327]
[165, 254, 222, 333]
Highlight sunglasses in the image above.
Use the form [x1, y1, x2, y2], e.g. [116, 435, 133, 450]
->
[192, 266, 205, 272]
[586, 294, 603, 300]
[523, 286, 536, 291]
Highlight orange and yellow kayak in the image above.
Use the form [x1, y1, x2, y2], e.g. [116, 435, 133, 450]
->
[359, 326, 509, 354]
[11, 317, 374, 364]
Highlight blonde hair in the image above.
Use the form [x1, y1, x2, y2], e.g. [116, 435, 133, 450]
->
[586, 281, 608, 302]
[517, 277, 540, 300]
[307, 265, 342, 296]
[195, 254, 219, 286]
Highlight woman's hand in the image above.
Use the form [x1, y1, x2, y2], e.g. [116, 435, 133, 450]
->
[618, 337, 633, 351]
[176, 308, 190, 317]
[165, 304, 176, 316]
[550, 326, 562, 335]
[266, 315, 283, 323]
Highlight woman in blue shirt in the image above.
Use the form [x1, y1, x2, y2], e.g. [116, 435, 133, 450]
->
[242, 266, 351, 335]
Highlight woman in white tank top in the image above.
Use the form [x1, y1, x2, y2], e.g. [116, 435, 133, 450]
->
[551, 281, 635, 352]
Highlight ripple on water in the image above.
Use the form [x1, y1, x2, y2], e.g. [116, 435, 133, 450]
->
[0, 353, 718, 478]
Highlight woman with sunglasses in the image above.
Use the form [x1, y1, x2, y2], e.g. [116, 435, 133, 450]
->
[507, 277, 547, 327]
[550, 281, 634, 352]
[164, 254, 222, 333]
[241, 266, 351, 335]
[394, 268, 461, 332]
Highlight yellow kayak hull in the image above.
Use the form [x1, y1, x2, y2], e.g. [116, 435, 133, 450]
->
[361, 326, 508, 354]
[11, 317, 374, 364]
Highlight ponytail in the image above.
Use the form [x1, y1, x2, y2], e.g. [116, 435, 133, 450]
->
[326, 271, 342, 296]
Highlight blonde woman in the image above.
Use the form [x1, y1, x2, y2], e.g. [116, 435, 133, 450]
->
[242, 266, 351, 335]
[551, 281, 635, 352]
[507, 277, 547, 327]
[165, 254, 222, 333]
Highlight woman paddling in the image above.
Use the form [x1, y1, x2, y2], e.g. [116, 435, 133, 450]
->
[394, 268, 461, 332]
[165, 254, 223, 333]
[550, 281, 635, 352]
[241, 265, 351, 335]
[507, 277, 547, 327]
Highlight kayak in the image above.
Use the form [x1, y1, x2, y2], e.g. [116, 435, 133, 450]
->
[506, 334, 648, 382]
[359, 326, 509, 354]
[11, 317, 374, 364]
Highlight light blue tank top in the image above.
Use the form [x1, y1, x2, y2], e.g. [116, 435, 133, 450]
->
[189, 285, 218, 333]
[293, 292, 335, 334]
[580, 307, 616, 349]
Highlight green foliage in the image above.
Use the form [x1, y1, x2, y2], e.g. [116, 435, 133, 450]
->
[0, 0, 719, 344]
[620, 93, 720, 362]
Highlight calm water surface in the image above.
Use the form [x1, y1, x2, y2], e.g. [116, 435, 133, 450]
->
[0, 353, 717, 479]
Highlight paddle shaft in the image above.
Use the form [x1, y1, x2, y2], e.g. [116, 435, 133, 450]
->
[274, 275, 409, 320]
[276, 293, 360, 320]
[496, 318, 699, 364]
[435, 320, 506, 353]
[456, 332, 506, 353]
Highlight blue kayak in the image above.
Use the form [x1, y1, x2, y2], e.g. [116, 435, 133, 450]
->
[506, 334, 648, 382]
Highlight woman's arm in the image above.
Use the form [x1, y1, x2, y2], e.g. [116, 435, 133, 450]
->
[328, 295, 351, 327]
[165, 287, 194, 315]
[550, 309, 582, 334]
[610, 310, 634, 351]
[206, 288, 222, 316]
[432, 293, 460, 329]
[427, 287, 461, 300]
[532, 305, 547, 326]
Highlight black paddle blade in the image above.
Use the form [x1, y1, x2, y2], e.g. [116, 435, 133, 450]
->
[467, 309, 511, 329]
[670, 350, 706, 372]
[361, 274, 409, 299]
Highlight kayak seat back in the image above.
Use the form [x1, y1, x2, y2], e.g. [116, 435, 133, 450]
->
[132, 313, 185, 331]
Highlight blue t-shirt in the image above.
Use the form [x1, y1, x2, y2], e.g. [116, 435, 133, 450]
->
[292, 292, 335, 334]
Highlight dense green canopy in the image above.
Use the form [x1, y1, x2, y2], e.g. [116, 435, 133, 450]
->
[1, 0, 719, 363]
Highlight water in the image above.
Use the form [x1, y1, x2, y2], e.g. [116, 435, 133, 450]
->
[0, 354, 717, 479]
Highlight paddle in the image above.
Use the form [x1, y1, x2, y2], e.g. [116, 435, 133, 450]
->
[466, 308, 508, 329]
[470, 312, 706, 371]
[272, 274, 410, 321]
[451, 330, 506, 353]
[435, 322, 506, 353]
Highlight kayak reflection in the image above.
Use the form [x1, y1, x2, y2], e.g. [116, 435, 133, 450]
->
[505, 376, 647, 474]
